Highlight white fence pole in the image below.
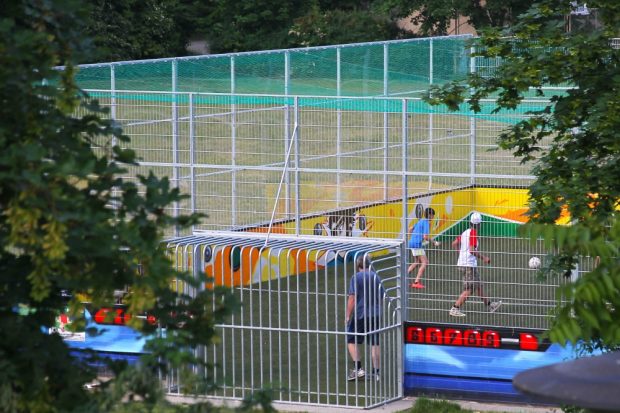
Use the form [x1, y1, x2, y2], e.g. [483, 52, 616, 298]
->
[172, 59, 179, 235]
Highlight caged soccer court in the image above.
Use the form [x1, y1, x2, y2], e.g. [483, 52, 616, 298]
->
[67, 35, 593, 407]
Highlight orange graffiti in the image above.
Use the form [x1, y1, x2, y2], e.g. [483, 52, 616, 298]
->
[204, 245, 321, 288]
[499, 208, 529, 223]
[205, 246, 260, 287]
[287, 249, 319, 273]
[248, 226, 287, 234]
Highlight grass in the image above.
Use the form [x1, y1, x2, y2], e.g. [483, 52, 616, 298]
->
[400, 397, 503, 413]
[184, 235, 587, 407]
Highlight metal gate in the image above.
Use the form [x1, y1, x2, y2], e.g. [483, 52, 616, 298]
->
[165, 231, 403, 408]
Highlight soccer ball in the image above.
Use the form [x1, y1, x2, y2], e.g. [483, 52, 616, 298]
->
[528, 256, 541, 269]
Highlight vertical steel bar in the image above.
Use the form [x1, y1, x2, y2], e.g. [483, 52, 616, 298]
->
[314, 249, 320, 403]
[231, 56, 237, 226]
[383, 44, 389, 201]
[294, 96, 300, 235]
[397, 243, 404, 397]
[336, 47, 342, 207]
[428, 39, 434, 190]
[305, 243, 310, 403]
[110, 64, 117, 147]
[267, 248, 274, 386]
[189, 93, 196, 231]
[321, 247, 329, 403]
[402, 99, 409, 246]
[285, 51, 291, 217]
[171, 59, 179, 236]
[470, 44, 477, 185]
[429, 38, 434, 85]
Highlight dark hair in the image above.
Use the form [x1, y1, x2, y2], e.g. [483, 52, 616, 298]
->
[424, 207, 436, 219]
[356, 254, 371, 271]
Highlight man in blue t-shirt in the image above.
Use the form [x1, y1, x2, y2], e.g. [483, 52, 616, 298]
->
[408, 207, 440, 289]
[345, 255, 385, 381]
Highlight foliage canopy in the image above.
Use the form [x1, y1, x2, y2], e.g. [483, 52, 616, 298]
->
[428, 0, 620, 348]
[381, 0, 535, 35]
[0, 1, 251, 411]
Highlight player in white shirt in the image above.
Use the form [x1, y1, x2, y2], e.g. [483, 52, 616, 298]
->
[449, 212, 502, 317]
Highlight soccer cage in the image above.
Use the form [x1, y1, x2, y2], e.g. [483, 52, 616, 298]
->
[69, 36, 596, 408]
[165, 232, 403, 408]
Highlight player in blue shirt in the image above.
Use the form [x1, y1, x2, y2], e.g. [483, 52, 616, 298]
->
[345, 255, 385, 381]
[408, 207, 440, 289]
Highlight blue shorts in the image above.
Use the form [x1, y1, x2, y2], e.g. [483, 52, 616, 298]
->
[347, 316, 380, 345]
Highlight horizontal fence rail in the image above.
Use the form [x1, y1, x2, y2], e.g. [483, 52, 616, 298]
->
[165, 233, 403, 408]
[81, 90, 543, 238]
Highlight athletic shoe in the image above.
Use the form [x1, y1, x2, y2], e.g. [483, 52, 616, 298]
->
[489, 301, 502, 313]
[347, 368, 365, 381]
[449, 307, 465, 317]
[368, 372, 380, 382]
[411, 282, 425, 289]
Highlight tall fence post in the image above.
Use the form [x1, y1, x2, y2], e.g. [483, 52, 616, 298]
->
[172, 59, 179, 236]
[231, 55, 237, 227]
[383, 43, 389, 201]
[294, 96, 300, 235]
[428, 39, 434, 190]
[189, 93, 196, 232]
[285, 51, 291, 217]
[111, 64, 117, 147]
[469, 45, 477, 185]
[402, 98, 409, 246]
[336, 47, 342, 208]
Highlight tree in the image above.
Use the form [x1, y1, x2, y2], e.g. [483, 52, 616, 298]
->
[190, 0, 309, 53]
[382, 0, 534, 35]
[0, 1, 243, 411]
[289, 3, 410, 47]
[428, 0, 620, 348]
[180, 0, 413, 54]
[83, 0, 183, 62]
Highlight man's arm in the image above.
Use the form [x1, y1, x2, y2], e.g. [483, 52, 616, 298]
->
[424, 232, 440, 246]
[451, 236, 460, 249]
[471, 250, 491, 264]
[469, 229, 490, 264]
[345, 294, 355, 323]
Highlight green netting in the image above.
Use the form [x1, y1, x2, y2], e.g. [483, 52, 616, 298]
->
[74, 36, 475, 97]
[388, 41, 431, 95]
[339, 43, 385, 96]
[75, 65, 111, 90]
[177, 58, 231, 93]
[116, 60, 173, 91]
[432, 37, 471, 84]
[289, 48, 338, 95]
[234, 52, 286, 94]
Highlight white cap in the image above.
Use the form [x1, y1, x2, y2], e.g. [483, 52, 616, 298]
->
[470, 212, 482, 224]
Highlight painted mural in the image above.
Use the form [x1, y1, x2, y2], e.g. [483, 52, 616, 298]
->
[203, 186, 531, 287]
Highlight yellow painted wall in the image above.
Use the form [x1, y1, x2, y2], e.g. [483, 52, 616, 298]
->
[202, 186, 531, 286]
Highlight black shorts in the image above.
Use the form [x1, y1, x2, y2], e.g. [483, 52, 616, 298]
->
[347, 316, 380, 345]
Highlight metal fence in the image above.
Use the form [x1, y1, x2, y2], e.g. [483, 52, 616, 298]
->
[71, 35, 473, 98]
[84, 90, 543, 236]
[165, 232, 403, 408]
[77, 87, 587, 407]
[60, 31, 615, 408]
